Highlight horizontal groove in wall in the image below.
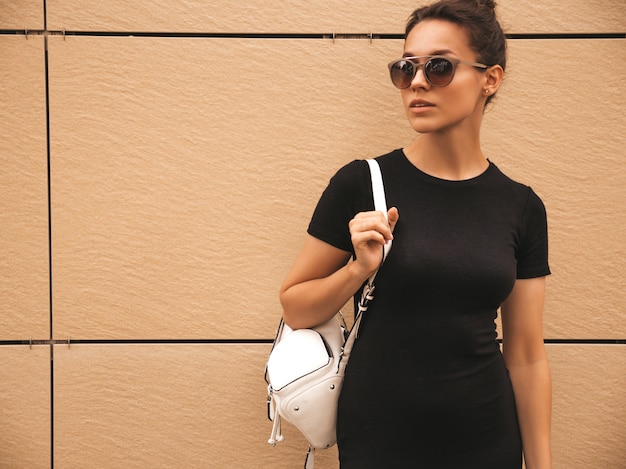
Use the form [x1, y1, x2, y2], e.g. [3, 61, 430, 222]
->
[0, 29, 624, 39]
[0, 339, 275, 346]
[544, 339, 626, 345]
[1, 339, 624, 346]
[506, 32, 625, 39]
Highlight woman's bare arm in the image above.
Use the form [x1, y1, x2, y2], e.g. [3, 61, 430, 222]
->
[501, 277, 552, 469]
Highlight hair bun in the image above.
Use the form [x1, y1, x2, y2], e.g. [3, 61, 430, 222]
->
[476, 0, 497, 11]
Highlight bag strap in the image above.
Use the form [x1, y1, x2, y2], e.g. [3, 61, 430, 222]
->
[366, 158, 391, 278]
[340, 159, 391, 357]
[358, 158, 390, 307]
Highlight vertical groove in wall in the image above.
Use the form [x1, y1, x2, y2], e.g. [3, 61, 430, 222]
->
[43, 0, 54, 466]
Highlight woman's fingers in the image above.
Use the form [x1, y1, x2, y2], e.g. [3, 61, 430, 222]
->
[350, 208, 399, 242]
[350, 211, 393, 241]
[350, 228, 388, 248]
[348, 209, 399, 274]
[388, 207, 399, 233]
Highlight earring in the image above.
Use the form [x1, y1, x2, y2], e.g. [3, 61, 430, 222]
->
[484, 89, 490, 94]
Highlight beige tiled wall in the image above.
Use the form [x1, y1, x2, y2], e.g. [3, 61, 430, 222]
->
[0, 35, 49, 340]
[0, 346, 51, 468]
[1, 1, 624, 467]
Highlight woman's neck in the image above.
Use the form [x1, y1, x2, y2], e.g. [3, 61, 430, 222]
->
[404, 131, 488, 181]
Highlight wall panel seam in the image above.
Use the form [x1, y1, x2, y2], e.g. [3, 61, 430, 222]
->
[1, 339, 624, 346]
[42, 1, 55, 464]
[0, 339, 275, 346]
[1, 29, 624, 39]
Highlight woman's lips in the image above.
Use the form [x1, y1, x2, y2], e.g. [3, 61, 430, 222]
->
[410, 99, 435, 108]
[409, 99, 435, 114]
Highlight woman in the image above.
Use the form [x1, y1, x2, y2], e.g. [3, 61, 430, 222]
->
[279, 0, 552, 467]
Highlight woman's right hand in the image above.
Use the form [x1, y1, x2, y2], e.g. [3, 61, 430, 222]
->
[349, 207, 399, 278]
[279, 207, 398, 329]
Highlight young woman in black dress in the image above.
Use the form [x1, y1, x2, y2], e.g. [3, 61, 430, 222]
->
[280, 1, 552, 467]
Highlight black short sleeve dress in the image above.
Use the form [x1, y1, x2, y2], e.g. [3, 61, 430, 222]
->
[307, 149, 550, 469]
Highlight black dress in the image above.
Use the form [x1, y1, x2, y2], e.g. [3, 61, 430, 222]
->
[307, 150, 550, 468]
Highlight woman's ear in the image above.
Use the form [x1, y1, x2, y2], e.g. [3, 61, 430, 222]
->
[483, 64, 504, 94]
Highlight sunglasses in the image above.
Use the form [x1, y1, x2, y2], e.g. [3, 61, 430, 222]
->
[388, 56, 489, 89]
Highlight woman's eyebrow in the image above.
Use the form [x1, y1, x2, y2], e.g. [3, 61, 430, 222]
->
[402, 49, 456, 58]
[432, 49, 455, 56]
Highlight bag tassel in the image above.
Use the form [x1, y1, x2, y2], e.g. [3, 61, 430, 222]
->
[304, 446, 315, 469]
[267, 392, 284, 446]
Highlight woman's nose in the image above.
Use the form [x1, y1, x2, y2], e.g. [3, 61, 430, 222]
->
[411, 64, 430, 90]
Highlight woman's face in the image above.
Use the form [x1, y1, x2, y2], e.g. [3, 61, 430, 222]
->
[400, 19, 488, 135]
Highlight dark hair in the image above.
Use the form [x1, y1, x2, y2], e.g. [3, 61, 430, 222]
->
[405, 0, 507, 103]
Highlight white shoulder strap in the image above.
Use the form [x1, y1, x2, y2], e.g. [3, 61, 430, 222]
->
[339, 158, 392, 353]
[366, 159, 391, 263]
[367, 158, 387, 215]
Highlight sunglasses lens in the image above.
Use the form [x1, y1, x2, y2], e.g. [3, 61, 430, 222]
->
[389, 60, 415, 89]
[424, 58, 454, 86]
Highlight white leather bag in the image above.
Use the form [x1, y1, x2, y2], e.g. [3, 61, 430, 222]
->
[265, 159, 390, 467]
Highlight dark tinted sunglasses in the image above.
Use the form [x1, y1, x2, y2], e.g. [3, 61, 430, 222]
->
[388, 55, 489, 89]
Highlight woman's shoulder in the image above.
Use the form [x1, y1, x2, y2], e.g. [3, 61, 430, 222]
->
[490, 163, 535, 193]
[331, 149, 403, 187]
[489, 163, 547, 213]
[373, 148, 406, 167]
